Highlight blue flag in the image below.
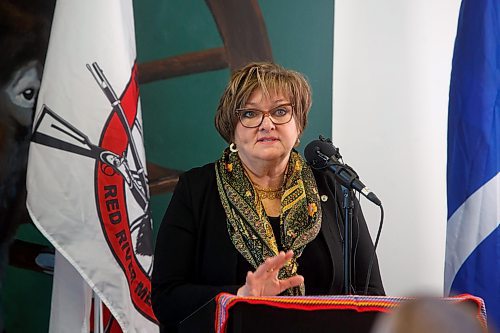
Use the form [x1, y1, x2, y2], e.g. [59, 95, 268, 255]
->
[445, 0, 500, 328]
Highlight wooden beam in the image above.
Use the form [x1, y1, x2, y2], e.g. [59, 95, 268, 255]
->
[147, 161, 182, 194]
[206, 0, 273, 71]
[138, 47, 228, 84]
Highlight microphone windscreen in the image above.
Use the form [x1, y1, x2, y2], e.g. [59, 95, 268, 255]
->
[304, 140, 330, 168]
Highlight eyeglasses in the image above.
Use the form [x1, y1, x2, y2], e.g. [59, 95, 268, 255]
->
[235, 103, 294, 128]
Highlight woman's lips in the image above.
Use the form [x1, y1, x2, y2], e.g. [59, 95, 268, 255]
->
[257, 137, 279, 143]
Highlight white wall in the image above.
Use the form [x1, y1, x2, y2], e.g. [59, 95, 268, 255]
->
[333, 0, 461, 296]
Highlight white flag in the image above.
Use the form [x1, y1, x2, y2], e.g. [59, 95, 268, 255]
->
[26, 0, 158, 332]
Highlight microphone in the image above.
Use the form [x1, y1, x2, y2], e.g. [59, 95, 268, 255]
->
[304, 136, 381, 206]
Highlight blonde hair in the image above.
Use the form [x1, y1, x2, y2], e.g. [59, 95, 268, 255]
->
[214, 62, 312, 143]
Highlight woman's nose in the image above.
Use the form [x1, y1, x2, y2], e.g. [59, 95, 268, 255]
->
[259, 114, 275, 130]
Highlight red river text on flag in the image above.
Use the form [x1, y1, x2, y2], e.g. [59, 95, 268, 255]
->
[26, 0, 159, 332]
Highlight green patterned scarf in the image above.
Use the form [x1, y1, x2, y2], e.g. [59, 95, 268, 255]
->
[215, 148, 322, 295]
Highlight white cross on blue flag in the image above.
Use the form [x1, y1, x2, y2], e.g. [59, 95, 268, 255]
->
[445, 0, 500, 328]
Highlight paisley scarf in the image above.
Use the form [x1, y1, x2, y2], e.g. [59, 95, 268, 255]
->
[215, 148, 322, 295]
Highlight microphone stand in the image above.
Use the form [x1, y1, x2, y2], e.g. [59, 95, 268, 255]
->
[342, 186, 354, 295]
[305, 136, 383, 295]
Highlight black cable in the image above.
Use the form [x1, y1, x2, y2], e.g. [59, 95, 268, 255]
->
[351, 192, 361, 294]
[363, 204, 384, 295]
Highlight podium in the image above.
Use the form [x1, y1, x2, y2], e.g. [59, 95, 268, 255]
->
[177, 293, 486, 333]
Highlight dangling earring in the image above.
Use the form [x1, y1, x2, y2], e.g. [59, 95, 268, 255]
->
[229, 143, 238, 153]
[294, 138, 301, 147]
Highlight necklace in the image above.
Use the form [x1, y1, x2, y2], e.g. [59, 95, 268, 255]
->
[250, 167, 288, 200]
[252, 183, 284, 200]
[241, 160, 289, 200]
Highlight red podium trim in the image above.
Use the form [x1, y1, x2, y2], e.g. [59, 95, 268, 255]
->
[214, 293, 487, 333]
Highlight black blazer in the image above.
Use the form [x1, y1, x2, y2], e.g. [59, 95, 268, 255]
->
[152, 163, 384, 329]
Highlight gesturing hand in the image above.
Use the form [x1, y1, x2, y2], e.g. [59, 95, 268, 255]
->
[236, 250, 304, 297]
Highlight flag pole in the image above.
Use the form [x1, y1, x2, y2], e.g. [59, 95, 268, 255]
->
[93, 291, 103, 333]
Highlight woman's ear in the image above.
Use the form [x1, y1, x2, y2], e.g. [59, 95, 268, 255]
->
[294, 136, 301, 148]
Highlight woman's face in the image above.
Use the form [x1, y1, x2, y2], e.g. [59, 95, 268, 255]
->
[233, 88, 300, 168]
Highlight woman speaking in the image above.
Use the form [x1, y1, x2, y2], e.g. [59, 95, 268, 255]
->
[152, 62, 384, 330]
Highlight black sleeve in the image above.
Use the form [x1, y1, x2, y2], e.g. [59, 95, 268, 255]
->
[151, 172, 240, 329]
[351, 195, 385, 296]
